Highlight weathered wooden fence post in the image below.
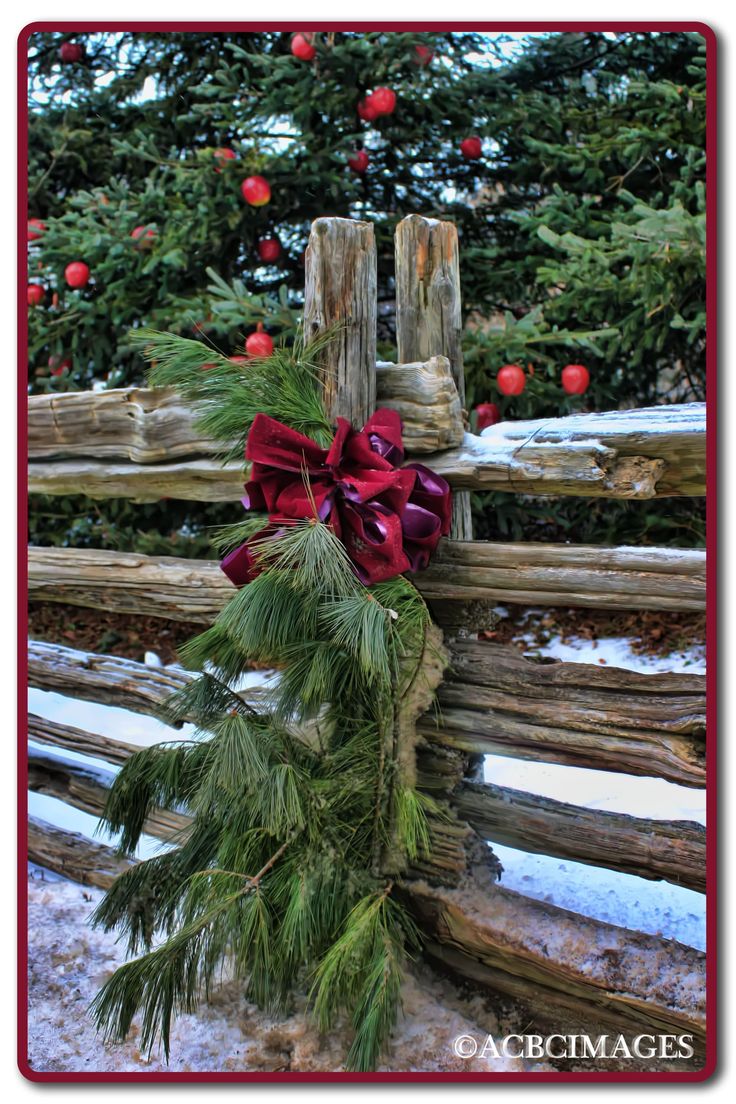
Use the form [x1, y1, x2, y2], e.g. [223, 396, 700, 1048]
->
[303, 216, 377, 426]
[395, 214, 473, 540]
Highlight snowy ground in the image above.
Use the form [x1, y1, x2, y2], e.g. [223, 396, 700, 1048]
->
[25, 620, 706, 1072]
[26, 873, 532, 1075]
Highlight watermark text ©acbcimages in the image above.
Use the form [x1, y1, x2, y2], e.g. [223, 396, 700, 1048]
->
[453, 1033, 695, 1061]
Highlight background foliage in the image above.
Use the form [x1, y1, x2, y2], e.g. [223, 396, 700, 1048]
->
[27, 29, 707, 549]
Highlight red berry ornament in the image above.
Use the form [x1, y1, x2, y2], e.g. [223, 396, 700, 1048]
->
[241, 175, 271, 207]
[49, 356, 72, 377]
[28, 218, 47, 241]
[347, 150, 369, 174]
[27, 284, 44, 307]
[245, 323, 274, 359]
[291, 32, 316, 61]
[131, 225, 156, 247]
[460, 136, 483, 160]
[213, 148, 237, 172]
[370, 87, 397, 116]
[497, 364, 526, 397]
[229, 356, 249, 364]
[257, 236, 282, 263]
[59, 42, 83, 63]
[414, 45, 434, 66]
[357, 97, 379, 123]
[65, 261, 90, 288]
[561, 363, 590, 395]
[475, 402, 501, 431]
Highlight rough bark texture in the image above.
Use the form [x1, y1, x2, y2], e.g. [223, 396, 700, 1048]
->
[426, 641, 705, 788]
[375, 358, 464, 451]
[453, 781, 705, 892]
[303, 217, 376, 427]
[381, 622, 449, 876]
[401, 879, 705, 1052]
[27, 387, 216, 464]
[423, 402, 706, 499]
[27, 363, 463, 463]
[27, 456, 245, 503]
[395, 214, 472, 539]
[28, 749, 191, 841]
[29, 712, 140, 765]
[28, 817, 135, 889]
[28, 639, 192, 716]
[28, 542, 706, 619]
[29, 635, 705, 791]
[28, 402, 705, 501]
[28, 546, 234, 624]
[420, 539, 706, 611]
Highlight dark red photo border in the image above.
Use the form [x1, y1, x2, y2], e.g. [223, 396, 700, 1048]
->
[17, 20, 718, 1084]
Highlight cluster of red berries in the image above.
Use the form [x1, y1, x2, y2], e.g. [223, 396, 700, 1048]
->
[287, 34, 480, 174]
[496, 362, 590, 398]
[131, 225, 156, 247]
[27, 258, 90, 309]
[212, 151, 282, 261]
[474, 364, 591, 431]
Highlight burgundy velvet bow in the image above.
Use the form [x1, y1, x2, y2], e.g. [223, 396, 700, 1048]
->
[221, 408, 452, 587]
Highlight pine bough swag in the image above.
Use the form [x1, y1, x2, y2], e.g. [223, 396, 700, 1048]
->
[90, 331, 450, 1071]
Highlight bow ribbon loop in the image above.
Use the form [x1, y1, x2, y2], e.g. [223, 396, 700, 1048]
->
[222, 408, 452, 587]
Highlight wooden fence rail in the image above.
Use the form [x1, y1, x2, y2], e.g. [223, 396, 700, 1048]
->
[28, 638, 705, 787]
[454, 782, 704, 892]
[23, 810, 705, 1049]
[28, 817, 135, 889]
[28, 708, 705, 892]
[28, 395, 705, 502]
[28, 543, 706, 616]
[27, 360, 464, 462]
[28, 749, 190, 841]
[28, 642, 705, 886]
[406, 881, 704, 1050]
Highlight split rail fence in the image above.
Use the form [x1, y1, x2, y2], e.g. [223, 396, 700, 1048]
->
[26, 214, 707, 1055]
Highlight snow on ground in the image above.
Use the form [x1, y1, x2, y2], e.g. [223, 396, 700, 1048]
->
[521, 630, 705, 674]
[26, 874, 532, 1075]
[499, 605, 706, 674]
[486, 843, 705, 951]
